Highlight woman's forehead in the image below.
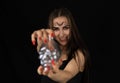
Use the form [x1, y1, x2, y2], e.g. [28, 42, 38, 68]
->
[53, 16, 69, 26]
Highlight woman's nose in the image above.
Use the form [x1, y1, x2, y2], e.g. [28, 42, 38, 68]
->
[59, 30, 64, 37]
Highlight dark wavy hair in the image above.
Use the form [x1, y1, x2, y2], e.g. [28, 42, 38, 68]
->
[48, 7, 92, 83]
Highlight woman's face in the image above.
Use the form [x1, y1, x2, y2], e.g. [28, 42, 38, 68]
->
[52, 16, 70, 47]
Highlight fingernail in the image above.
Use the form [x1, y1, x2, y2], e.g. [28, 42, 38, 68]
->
[44, 39, 48, 43]
[51, 32, 54, 37]
[39, 37, 41, 40]
[51, 59, 55, 65]
[32, 40, 35, 45]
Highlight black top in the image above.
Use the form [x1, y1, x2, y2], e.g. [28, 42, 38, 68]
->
[40, 59, 83, 83]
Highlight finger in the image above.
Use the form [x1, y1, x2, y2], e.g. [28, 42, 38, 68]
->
[31, 31, 38, 45]
[46, 29, 55, 37]
[45, 29, 55, 50]
[36, 30, 43, 52]
[37, 66, 44, 75]
[51, 59, 59, 73]
[42, 29, 49, 44]
[58, 59, 63, 67]
[36, 30, 43, 42]
[42, 66, 50, 76]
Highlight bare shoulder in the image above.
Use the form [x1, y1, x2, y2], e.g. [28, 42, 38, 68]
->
[64, 50, 85, 77]
[75, 50, 85, 72]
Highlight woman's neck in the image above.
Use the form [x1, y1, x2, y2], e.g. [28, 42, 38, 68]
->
[60, 46, 68, 61]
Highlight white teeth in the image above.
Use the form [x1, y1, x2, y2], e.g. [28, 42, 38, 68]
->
[60, 40, 66, 41]
[59, 38, 66, 41]
[60, 39, 66, 41]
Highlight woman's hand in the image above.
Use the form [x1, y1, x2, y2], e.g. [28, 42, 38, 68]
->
[37, 59, 63, 79]
[31, 29, 54, 52]
[37, 58, 74, 83]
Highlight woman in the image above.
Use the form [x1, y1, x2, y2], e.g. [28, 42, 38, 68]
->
[31, 8, 91, 83]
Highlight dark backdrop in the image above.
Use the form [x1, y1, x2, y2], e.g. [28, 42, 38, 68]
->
[1, 0, 112, 83]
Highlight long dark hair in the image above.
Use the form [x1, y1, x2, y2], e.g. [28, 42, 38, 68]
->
[48, 7, 92, 83]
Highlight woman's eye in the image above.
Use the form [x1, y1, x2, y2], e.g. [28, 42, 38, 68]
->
[52, 27, 59, 31]
[63, 26, 70, 30]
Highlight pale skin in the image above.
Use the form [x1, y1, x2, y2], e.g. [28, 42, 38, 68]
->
[31, 16, 85, 83]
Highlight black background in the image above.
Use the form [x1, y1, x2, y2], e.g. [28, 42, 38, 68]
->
[1, 0, 112, 83]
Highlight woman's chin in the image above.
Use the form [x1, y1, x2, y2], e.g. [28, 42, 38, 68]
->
[60, 42, 67, 46]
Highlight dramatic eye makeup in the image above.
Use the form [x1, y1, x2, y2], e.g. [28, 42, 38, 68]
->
[63, 25, 70, 30]
[52, 27, 59, 31]
[52, 25, 70, 31]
